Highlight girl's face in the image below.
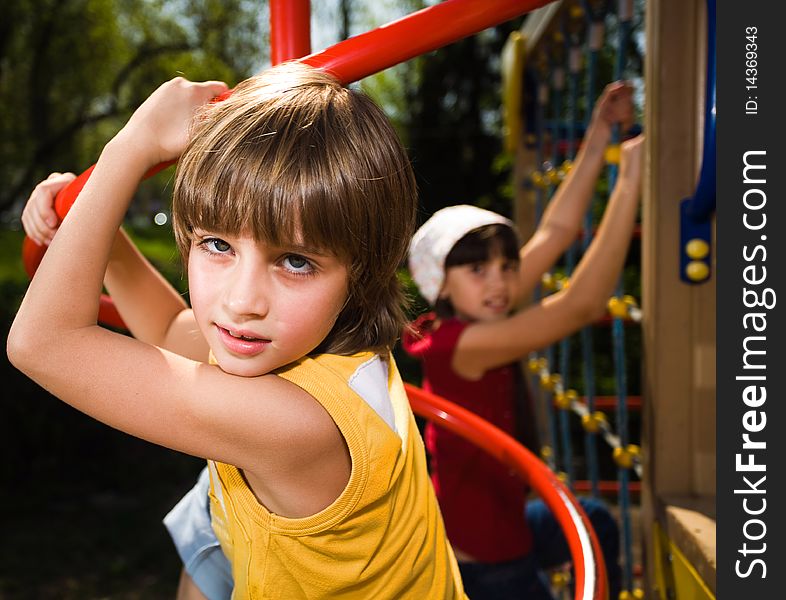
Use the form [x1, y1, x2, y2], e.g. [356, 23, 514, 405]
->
[439, 253, 520, 323]
[188, 230, 349, 377]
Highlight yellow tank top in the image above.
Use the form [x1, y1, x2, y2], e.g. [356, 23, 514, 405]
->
[207, 352, 465, 599]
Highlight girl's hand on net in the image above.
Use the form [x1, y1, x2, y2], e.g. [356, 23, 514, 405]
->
[619, 134, 644, 186]
[117, 77, 229, 167]
[21, 171, 76, 246]
[593, 81, 635, 132]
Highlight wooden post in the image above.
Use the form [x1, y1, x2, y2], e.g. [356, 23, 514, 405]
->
[642, 0, 716, 595]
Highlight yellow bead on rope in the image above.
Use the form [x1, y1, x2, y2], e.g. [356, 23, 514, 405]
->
[551, 570, 570, 589]
[558, 159, 573, 180]
[527, 357, 541, 374]
[531, 170, 545, 188]
[554, 391, 569, 410]
[540, 445, 553, 460]
[582, 411, 607, 433]
[604, 143, 621, 165]
[541, 272, 556, 291]
[545, 166, 560, 185]
[607, 296, 629, 319]
[613, 444, 641, 469]
[619, 590, 645, 600]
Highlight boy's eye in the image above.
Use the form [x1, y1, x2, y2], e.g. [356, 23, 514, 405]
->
[282, 254, 314, 275]
[204, 238, 232, 253]
[469, 263, 485, 274]
[503, 260, 520, 272]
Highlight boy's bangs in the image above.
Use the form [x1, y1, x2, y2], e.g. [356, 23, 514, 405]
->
[174, 120, 360, 261]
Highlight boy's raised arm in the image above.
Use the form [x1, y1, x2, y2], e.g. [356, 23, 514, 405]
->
[20, 171, 207, 360]
[104, 230, 208, 360]
[517, 81, 634, 295]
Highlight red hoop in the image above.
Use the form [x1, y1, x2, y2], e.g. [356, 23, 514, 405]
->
[406, 383, 608, 600]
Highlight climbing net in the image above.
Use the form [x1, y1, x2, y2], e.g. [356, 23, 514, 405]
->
[514, 1, 644, 597]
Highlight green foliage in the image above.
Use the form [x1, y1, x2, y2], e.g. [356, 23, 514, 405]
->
[0, 0, 266, 220]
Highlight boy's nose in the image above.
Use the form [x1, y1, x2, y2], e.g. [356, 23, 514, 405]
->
[224, 265, 269, 318]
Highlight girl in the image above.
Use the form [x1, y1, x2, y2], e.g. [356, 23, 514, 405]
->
[11, 63, 465, 599]
[403, 82, 643, 599]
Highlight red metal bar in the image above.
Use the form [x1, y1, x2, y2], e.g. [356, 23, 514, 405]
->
[270, 0, 311, 65]
[302, 0, 554, 84]
[572, 480, 642, 494]
[592, 396, 642, 411]
[406, 383, 608, 600]
[22, 0, 558, 327]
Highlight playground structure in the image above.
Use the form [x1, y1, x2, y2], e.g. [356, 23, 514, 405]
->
[20, 0, 717, 598]
[502, 0, 716, 598]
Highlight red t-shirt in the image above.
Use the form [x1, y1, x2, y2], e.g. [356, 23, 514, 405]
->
[402, 313, 532, 562]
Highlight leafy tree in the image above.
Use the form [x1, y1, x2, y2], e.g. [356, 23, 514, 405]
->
[0, 0, 265, 219]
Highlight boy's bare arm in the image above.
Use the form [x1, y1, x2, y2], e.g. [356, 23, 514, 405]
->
[8, 77, 348, 517]
[517, 81, 634, 296]
[21, 172, 207, 360]
[104, 229, 208, 360]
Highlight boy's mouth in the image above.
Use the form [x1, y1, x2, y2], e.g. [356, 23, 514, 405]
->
[226, 328, 265, 342]
[216, 325, 271, 355]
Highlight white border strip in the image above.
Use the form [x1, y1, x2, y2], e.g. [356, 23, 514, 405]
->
[556, 486, 597, 599]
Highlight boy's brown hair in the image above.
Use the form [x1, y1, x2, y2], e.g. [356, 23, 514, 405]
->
[172, 62, 416, 355]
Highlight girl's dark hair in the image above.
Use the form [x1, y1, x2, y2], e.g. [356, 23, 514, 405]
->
[434, 223, 520, 318]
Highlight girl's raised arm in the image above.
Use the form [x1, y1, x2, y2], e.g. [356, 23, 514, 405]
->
[453, 134, 644, 379]
[517, 81, 634, 296]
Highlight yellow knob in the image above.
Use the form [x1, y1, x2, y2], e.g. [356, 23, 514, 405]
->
[685, 238, 710, 259]
[540, 445, 553, 459]
[569, 5, 584, 19]
[604, 144, 621, 165]
[541, 272, 556, 291]
[545, 166, 560, 185]
[632, 589, 645, 599]
[685, 260, 710, 281]
[557, 471, 569, 483]
[527, 358, 540, 373]
[622, 295, 638, 308]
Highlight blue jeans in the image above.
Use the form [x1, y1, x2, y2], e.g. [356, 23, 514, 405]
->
[163, 467, 233, 600]
[458, 497, 622, 600]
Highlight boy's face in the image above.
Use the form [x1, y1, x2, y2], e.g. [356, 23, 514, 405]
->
[439, 253, 520, 323]
[187, 230, 348, 377]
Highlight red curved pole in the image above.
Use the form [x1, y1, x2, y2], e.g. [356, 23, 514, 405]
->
[405, 383, 608, 600]
[22, 0, 557, 327]
[302, 0, 554, 84]
[270, 0, 311, 65]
